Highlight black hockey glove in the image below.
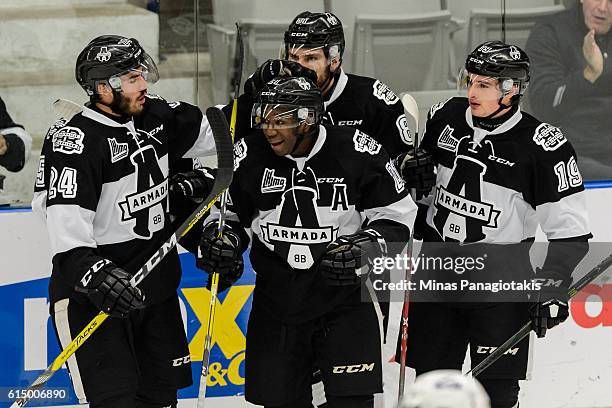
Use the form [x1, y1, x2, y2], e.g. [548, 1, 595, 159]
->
[206, 257, 244, 293]
[529, 268, 570, 338]
[244, 59, 318, 97]
[319, 229, 387, 287]
[197, 221, 243, 282]
[394, 148, 436, 200]
[169, 168, 216, 201]
[75, 261, 145, 318]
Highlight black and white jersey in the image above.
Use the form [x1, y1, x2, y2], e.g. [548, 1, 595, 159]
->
[223, 69, 411, 159]
[210, 125, 416, 323]
[322, 69, 412, 158]
[32, 95, 217, 305]
[419, 97, 590, 243]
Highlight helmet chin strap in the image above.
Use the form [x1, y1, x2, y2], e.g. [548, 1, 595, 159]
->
[483, 90, 520, 119]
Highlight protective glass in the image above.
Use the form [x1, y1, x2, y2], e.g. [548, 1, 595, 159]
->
[106, 54, 159, 93]
[251, 103, 316, 129]
[281, 43, 340, 65]
[457, 68, 515, 101]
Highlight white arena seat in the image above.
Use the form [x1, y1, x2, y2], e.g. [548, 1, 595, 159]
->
[207, 0, 324, 104]
[352, 12, 461, 93]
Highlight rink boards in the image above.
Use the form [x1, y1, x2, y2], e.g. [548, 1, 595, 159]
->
[0, 184, 611, 407]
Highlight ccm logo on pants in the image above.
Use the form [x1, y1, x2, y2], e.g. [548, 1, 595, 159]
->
[332, 363, 375, 374]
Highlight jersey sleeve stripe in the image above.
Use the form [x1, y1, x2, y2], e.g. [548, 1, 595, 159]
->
[363, 196, 417, 233]
[536, 191, 591, 240]
[46, 204, 97, 256]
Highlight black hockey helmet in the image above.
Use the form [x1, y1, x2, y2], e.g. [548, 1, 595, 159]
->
[283, 11, 345, 63]
[462, 41, 530, 99]
[75, 35, 159, 96]
[252, 76, 324, 130]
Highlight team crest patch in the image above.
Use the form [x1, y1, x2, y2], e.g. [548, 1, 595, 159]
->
[52, 127, 85, 154]
[437, 125, 459, 153]
[372, 80, 399, 105]
[353, 130, 381, 155]
[385, 161, 405, 193]
[396, 114, 412, 145]
[108, 138, 129, 163]
[261, 168, 286, 193]
[46, 118, 69, 139]
[234, 139, 247, 170]
[533, 123, 566, 151]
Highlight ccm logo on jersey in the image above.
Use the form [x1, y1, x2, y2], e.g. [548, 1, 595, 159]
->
[52, 127, 85, 154]
[476, 346, 519, 356]
[488, 155, 515, 167]
[172, 355, 191, 367]
[533, 123, 567, 151]
[333, 363, 376, 374]
[337, 119, 363, 126]
[372, 80, 399, 105]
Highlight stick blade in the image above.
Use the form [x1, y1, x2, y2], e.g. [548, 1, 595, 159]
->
[52, 99, 83, 120]
[400, 93, 420, 147]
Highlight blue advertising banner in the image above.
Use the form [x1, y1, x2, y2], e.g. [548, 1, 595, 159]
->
[0, 251, 255, 407]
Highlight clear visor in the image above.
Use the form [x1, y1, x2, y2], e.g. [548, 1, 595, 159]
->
[280, 43, 340, 64]
[251, 103, 316, 129]
[105, 55, 159, 93]
[457, 68, 516, 101]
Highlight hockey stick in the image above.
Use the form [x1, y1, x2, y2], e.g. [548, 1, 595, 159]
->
[196, 22, 243, 408]
[469, 252, 612, 378]
[12, 106, 233, 408]
[398, 93, 420, 401]
[52, 98, 83, 120]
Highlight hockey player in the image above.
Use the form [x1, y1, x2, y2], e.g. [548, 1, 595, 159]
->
[395, 41, 591, 408]
[32, 35, 220, 408]
[193, 76, 416, 407]
[231, 11, 412, 159]
[0, 96, 32, 201]
[399, 370, 490, 408]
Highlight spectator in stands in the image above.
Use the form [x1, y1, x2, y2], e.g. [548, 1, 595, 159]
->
[526, 0, 612, 180]
[0, 96, 32, 203]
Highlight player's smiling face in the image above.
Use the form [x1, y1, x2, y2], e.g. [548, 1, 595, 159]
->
[582, 0, 612, 34]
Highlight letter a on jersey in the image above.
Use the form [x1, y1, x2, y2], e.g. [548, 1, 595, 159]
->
[433, 137, 501, 242]
[261, 167, 337, 269]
